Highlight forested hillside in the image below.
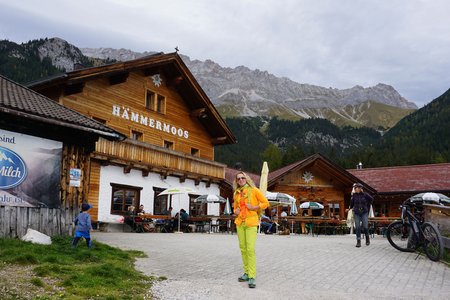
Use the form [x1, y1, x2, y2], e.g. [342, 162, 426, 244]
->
[0, 39, 64, 83]
[354, 88, 450, 167]
[215, 117, 382, 172]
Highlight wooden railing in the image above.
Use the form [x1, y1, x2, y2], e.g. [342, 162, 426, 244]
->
[94, 138, 226, 179]
[423, 204, 450, 249]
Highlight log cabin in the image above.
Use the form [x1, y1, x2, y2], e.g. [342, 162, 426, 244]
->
[29, 52, 236, 225]
[0, 75, 125, 238]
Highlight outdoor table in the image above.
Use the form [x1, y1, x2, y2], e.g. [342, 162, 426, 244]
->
[217, 215, 235, 234]
[189, 216, 212, 233]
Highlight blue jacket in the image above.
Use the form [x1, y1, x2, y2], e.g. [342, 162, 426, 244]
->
[350, 192, 373, 215]
[74, 212, 92, 232]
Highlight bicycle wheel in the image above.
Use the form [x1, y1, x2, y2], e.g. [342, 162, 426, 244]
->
[386, 220, 416, 252]
[421, 222, 443, 261]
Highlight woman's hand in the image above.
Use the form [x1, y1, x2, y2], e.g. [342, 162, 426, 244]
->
[235, 208, 240, 214]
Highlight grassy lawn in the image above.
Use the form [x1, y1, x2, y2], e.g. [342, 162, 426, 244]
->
[0, 235, 161, 299]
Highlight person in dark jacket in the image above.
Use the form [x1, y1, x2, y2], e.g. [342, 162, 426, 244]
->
[72, 203, 93, 249]
[349, 183, 373, 247]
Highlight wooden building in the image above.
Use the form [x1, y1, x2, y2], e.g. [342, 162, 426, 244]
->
[0, 75, 124, 238]
[225, 154, 450, 219]
[224, 154, 374, 219]
[30, 53, 236, 223]
[349, 163, 450, 217]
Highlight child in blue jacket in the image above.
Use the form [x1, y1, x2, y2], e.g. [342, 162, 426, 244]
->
[72, 203, 93, 249]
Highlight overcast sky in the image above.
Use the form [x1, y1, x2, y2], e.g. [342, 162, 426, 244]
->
[1, 0, 449, 107]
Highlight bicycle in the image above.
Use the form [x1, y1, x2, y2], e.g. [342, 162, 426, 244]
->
[386, 198, 444, 261]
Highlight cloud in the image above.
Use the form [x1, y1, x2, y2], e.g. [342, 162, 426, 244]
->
[1, 0, 450, 106]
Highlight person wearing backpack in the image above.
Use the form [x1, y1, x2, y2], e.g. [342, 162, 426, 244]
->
[233, 171, 269, 288]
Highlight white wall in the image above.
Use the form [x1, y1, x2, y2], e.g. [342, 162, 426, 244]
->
[97, 165, 220, 222]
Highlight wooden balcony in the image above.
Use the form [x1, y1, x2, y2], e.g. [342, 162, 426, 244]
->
[92, 138, 226, 182]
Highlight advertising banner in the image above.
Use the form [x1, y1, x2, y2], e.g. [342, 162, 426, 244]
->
[0, 129, 62, 208]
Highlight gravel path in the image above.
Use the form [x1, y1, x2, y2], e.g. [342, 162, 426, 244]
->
[92, 232, 450, 300]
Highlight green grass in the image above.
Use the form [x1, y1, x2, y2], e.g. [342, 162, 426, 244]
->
[0, 235, 162, 299]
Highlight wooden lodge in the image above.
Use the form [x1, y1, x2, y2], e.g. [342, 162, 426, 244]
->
[29, 52, 236, 224]
[225, 154, 450, 220]
[225, 154, 375, 219]
[0, 75, 125, 238]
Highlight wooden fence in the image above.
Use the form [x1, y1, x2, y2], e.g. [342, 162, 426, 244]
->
[423, 204, 450, 249]
[0, 206, 77, 239]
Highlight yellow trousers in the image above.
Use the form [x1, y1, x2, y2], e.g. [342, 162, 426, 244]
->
[237, 224, 258, 278]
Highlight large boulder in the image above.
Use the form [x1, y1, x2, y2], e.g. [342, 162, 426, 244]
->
[21, 228, 52, 245]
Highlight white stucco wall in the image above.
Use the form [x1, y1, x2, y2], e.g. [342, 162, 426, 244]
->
[97, 165, 221, 222]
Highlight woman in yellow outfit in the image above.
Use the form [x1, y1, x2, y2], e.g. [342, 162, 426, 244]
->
[233, 171, 269, 288]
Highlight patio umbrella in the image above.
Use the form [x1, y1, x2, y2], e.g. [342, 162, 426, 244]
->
[265, 191, 295, 207]
[158, 186, 201, 232]
[409, 192, 450, 204]
[299, 201, 324, 210]
[223, 198, 232, 215]
[194, 194, 227, 204]
[369, 205, 375, 218]
[259, 161, 269, 194]
[290, 201, 298, 216]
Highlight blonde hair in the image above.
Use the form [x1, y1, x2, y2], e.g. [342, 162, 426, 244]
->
[233, 171, 256, 191]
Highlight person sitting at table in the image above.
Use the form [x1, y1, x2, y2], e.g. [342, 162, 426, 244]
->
[124, 205, 136, 231]
[260, 213, 273, 234]
[137, 204, 146, 215]
[279, 208, 289, 233]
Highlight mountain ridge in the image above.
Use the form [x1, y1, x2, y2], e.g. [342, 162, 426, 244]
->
[79, 44, 416, 130]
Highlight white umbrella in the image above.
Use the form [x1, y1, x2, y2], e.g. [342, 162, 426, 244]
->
[290, 201, 298, 216]
[223, 198, 232, 215]
[299, 201, 324, 209]
[159, 186, 200, 196]
[194, 194, 227, 204]
[158, 186, 201, 232]
[266, 191, 296, 207]
[409, 192, 450, 204]
[369, 205, 375, 218]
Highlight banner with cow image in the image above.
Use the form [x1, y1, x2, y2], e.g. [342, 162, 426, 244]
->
[0, 129, 62, 208]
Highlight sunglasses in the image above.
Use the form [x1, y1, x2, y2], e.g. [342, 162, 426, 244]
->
[237, 177, 246, 180]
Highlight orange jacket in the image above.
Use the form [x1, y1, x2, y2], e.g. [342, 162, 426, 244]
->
[233, 186, 269, 227]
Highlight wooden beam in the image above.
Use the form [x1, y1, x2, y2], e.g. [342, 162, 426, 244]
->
[194, 178, 200, 186]
[190, 108, 206, 118]
[109, 73, 129, 85]
[212, 136, 227, 144]
[142, 169, 149, 177]
[179, 174, 187, 183]
[123, 164, 132, 174]
[160, 170, 169, 179]
[64, 83, 84, 95]
[206, 180, 212, 188]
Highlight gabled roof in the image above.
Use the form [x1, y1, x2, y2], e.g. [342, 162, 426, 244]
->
[348, 163, 450, 194]
[28, 52, 236, 145]
[224, 153, 376, 194]
[268, 153, 376, 193]
[0, 75, 125, 140]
